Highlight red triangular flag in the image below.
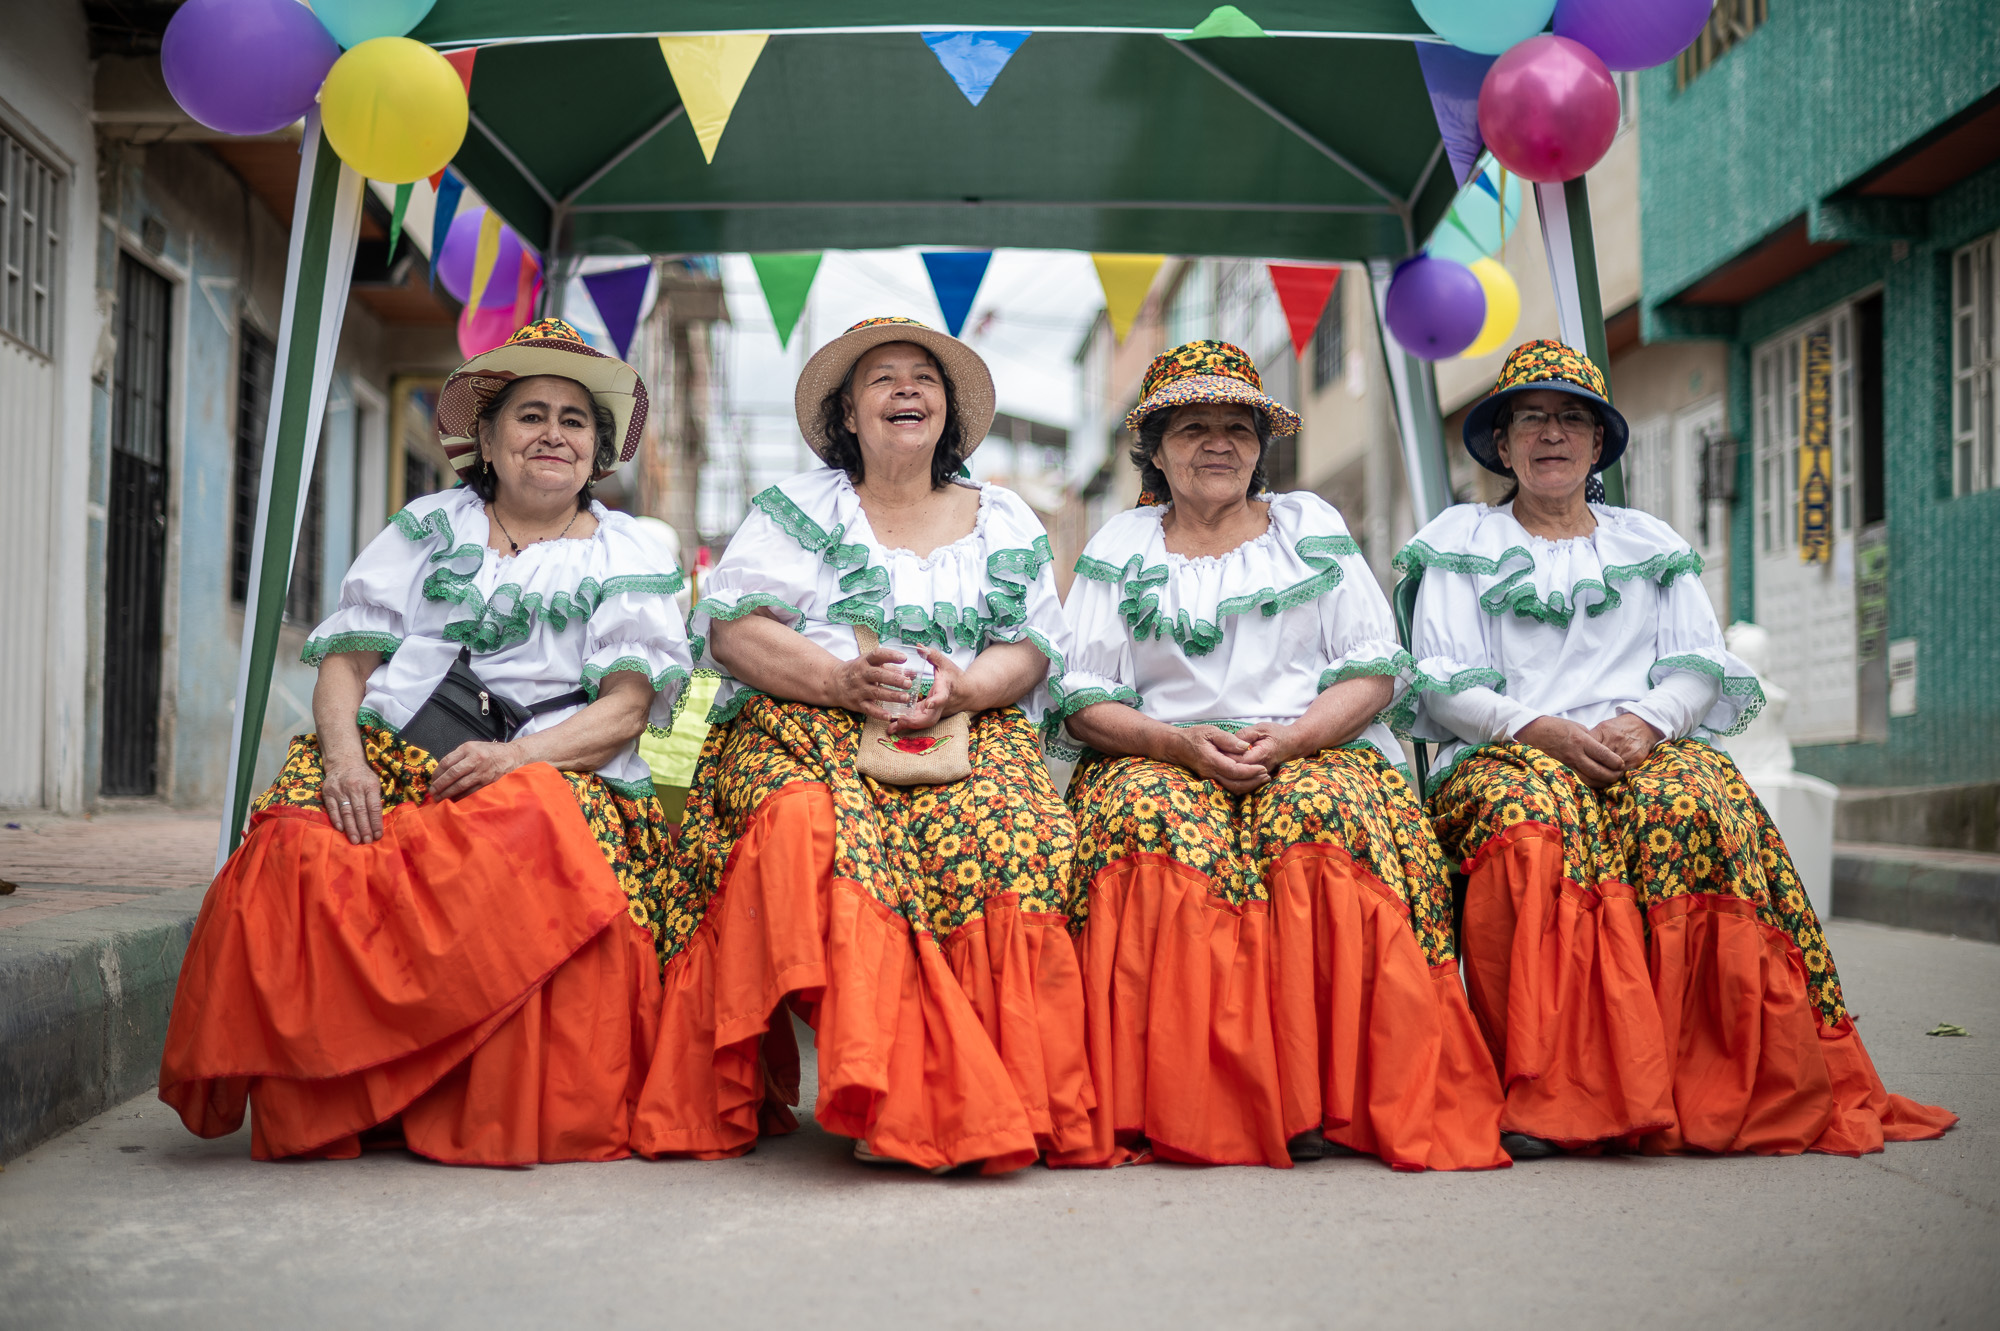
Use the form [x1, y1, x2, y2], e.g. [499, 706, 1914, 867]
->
[511, 250, 538, 331]
[1267, 264, 1342, 359]
[445, 48, 478, 94]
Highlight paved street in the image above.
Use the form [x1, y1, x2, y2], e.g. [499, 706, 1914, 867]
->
[0, 919, 1993, 1331]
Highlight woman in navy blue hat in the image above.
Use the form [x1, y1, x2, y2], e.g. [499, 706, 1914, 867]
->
[1396, 339, 1953, 1159]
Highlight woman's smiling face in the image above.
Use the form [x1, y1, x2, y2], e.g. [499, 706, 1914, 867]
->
[480, 375, 599, 503]
[1494, 388, 1604, 503]
[841, 341, 947, 467]
[1157, 403, 1263, 508]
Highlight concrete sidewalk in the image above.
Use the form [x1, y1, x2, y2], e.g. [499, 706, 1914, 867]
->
[0, 920, 1992, 1331]
[0, 807, 219, 1161]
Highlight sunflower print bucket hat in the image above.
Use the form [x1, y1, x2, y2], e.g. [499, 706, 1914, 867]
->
[1460, 338, 1629, 476]
[435, 318, 648, 479]
[1123, 339, 1302, 437]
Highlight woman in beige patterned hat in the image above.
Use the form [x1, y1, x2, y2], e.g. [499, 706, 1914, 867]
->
[633, 317, 1089, 1175]
[160, 319, 692, 1167]
[1049, 340, 1505, 1173]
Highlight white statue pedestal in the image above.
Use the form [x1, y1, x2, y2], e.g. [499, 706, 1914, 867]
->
[1716, 623, 1840, 923]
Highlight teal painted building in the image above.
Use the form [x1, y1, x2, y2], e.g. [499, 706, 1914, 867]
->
[1640, 0, 2000, 788]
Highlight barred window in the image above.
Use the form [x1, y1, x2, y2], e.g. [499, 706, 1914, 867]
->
[1676, 1, 1767, 89]
[1312, 283, 1344, 391]
[1952, 230, 1997, 496]
[0, 126, 62, 358]
[230, 325, 325, 620]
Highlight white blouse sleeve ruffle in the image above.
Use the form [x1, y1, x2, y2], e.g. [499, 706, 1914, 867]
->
[1395, 501, 1762, 747]
[302, 512, 425, 666]
[692, 467, 1065, 726]
[581, 512, 695, 730]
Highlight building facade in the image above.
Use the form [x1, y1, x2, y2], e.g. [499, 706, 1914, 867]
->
[1640, 0, 2000, 788]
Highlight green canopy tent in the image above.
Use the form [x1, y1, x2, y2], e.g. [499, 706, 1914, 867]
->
[218, 1, 1621, 857]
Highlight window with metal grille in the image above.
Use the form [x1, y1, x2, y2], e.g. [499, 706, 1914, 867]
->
[0, 125, 62, 358]
[1952, 230, 1997, 496]
[1676, 1, 1767, 89]
[229, 326, 325, 620]
[1312, 284, 1344, 391]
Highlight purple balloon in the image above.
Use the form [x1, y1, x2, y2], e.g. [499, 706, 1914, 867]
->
[1385, 255, 1486, 361]
[1478, 35, 1621, 183]
[1554, 0, 1714, 72]
[438, 208, 533, 309]
[161, 0, 340, 137]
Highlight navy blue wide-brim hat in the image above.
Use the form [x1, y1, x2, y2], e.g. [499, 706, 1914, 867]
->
[1461, 339, 1630, 476]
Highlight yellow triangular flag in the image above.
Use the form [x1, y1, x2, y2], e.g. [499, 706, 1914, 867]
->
[1092, 254, 1165, 344]
[466, 209, 502, 317]
[659, 34, 771, 164]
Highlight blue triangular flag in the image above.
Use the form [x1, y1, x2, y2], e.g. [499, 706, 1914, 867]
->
[1414, 43, 1495, 189]
[429, 171, 465, 289]
[581, 263, 651, 362]
[920, 251, 993, 338]
[921, 31, 1029, 107]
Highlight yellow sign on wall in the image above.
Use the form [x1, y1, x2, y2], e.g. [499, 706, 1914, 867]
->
[1798, 331, 1833, 564]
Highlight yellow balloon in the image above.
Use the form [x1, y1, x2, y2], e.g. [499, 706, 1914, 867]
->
[1460, 258, 1521, 359]
[319, 37, 468, 184]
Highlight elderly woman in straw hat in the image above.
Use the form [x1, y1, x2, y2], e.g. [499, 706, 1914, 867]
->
[1400, 338, 1953, 1159]
[633, 317, 1088, 1174]
[1051, 341, 1505, 1172]
[160, 319, 693, 1166]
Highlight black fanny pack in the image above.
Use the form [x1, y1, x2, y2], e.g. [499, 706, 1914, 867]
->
[398, 646, 592, 759]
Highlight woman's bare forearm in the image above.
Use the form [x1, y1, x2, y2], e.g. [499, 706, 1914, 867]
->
[312, 651, 380, 765]
[710, 612, 848, 708]
[1065, 700, 1181, 762]
[1288, 674, 1395, 755]
[950, 639, 1049, 714]
[512, 670, 653, 773]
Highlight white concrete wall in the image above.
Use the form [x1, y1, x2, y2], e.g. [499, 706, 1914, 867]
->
[0, 1, 100, 811]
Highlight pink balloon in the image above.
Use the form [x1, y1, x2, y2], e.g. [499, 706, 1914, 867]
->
[1477, 35, 1621, 183]
[458, 298, 526, 359]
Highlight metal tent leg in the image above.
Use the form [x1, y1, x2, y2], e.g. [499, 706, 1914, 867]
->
[1533, 175, 1627, 505]
[1368, 257, 1455, 530]
[215, 113, 366, 867]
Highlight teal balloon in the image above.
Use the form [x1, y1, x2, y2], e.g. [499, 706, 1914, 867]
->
[1413, 0, 1557, 56]
[1427, 163, 1525, 263]
[313, 0, 437, 49]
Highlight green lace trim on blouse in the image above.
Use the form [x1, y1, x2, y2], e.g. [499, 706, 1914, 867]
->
[1071, 533, 1361, 658]
[581, 657, 690, 701]
[1387, 662, 1507, 735]
[1648, 652, 1767, 736]
[300, 631, 402, 666]
[1394, 539, 1703, 628]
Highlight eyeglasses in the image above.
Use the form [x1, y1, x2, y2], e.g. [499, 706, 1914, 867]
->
[1509, 408, 1598, 434]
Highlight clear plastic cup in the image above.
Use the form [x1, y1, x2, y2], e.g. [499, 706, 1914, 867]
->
[880, 657, 934, 719]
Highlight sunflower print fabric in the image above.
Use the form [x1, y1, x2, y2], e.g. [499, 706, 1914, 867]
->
[1481, 337, 1610, 401]
[1066, 744, 1459, 967]
[1122, 338, 1304, 435]
[659, 696, 1078, 967]
[251, 725, 677, 964]
[1428, 738, 1847, 1027]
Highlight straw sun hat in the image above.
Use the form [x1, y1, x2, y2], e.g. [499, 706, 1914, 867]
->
[434, 318, 649, 478]
[793, 316, 997, 461]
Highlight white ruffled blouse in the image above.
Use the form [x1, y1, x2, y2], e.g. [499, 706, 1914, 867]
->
[1057, 491, 1408, 767]
[302, 486, 693, 793]
[690, 466, 1067, 726]
[1400, 500, 1762, 787]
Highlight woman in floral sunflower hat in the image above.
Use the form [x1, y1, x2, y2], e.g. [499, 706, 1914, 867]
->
[1398, 338, 1953, 1158]
[160, 318, 693, 1166]
[631, 317, 1088, 1175]
[1049, 339, 1507, 1172]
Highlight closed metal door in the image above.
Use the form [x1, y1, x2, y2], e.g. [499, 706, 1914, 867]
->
[102, 254, 171, 796]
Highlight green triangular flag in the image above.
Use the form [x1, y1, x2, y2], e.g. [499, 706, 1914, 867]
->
[751, 252, 823, 348]
[386, 182, 414, 265]
[1175, 5, 1268, 39]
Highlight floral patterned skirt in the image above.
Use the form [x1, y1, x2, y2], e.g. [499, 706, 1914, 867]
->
[158, 728, 664, 1166]
[1056, 744, 1506, 1172]
[632, 697, 1092, 1174]
[1430, 738, 1955, 1154]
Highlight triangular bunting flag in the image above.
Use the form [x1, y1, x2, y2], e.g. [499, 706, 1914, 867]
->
[750, 252, 822, 348]
[466, 209, 502, 315]
[444, 48, 477, 95]
[1267, 264, 1342, 360]
[1175, 6, 1268, 39]
[921, 31, 1030, 106]
[1414, 42, 1495, 189]
[428, 170, 464, 288]
[921, 251, 993, 338]
[1090, 254, 1165, 344]
[658, 34, 771, 164]
[386, 181, 413, 264]
[582, 263, 651, 362]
